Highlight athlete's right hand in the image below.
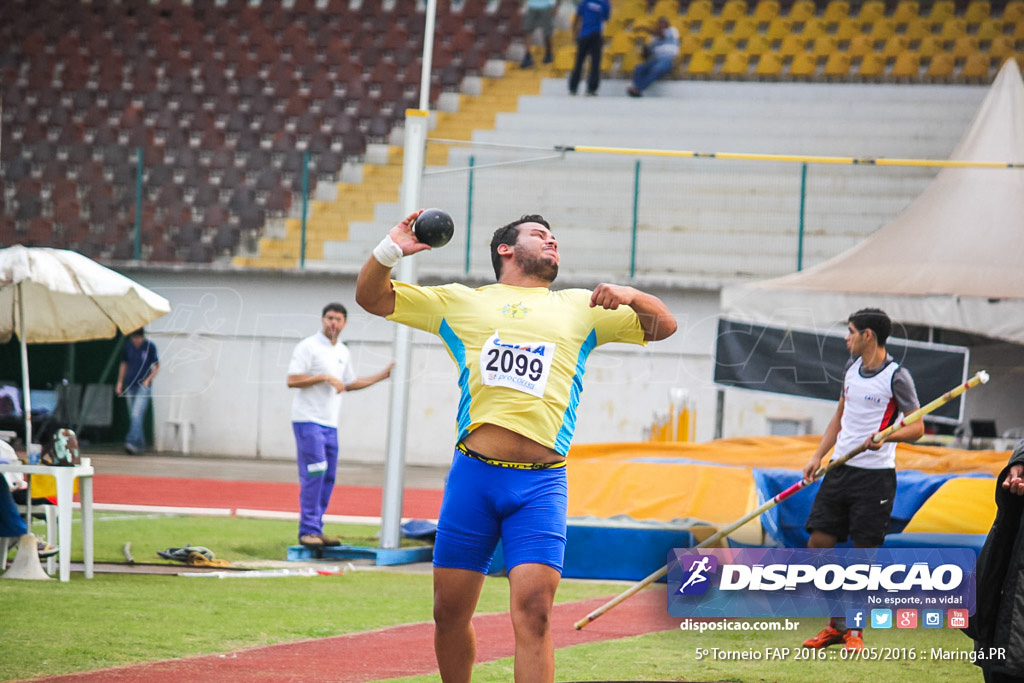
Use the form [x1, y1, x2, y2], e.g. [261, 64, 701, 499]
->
[802, 459, 821, 484]
[388, 210, 433, 256]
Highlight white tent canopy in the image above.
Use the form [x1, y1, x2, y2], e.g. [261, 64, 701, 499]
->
[722, 59, 1024, 344]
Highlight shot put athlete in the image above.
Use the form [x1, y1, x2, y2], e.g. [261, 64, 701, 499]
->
[356, 210, 677, 683]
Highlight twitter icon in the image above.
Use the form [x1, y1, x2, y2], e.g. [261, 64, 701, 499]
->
[871, 609, 893, 629]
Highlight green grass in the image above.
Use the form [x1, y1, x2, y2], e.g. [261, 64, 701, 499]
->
[0, 512, 984, 682]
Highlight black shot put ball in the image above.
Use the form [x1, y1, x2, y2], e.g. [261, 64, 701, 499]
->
[413, 208, 455, 248]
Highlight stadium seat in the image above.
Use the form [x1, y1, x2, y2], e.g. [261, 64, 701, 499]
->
[952, 36, 980, 58]
[787, 0, 817, 22]
[822, 52, 852, 78]
[857, 0, 886, 21]
[752, 0, 781, 22]
[801, 18, 829, 38]
[926, 52, 956, 78]
[778, 35, 809, 56]
[856, 53, 887, 78]
[890, 51, 921, 78]
[745, 35, 772, 55]
[810, 36, 838, 56]
[708, 34, 737, 56]
[721, 0, 749, 21]
[1004, 0, 1024, 22]
[965, 1, 991, 23]
[961, 53, 993, 80]
[788, 53, 819, 78]
[823, 0, 850, 21]
[753, 52, 784, 77]
[939, 18, 968, 40]
[892, 0, 920, 22]
[900, 18, 931, 40]
[973, 19, 1004, 40]
[928, 0, 956, 22]
[764, 18, 793, 39]
[917, 36, 945, 57]
[989, 37, 1016, 59]
[685, 51, 717, 76]
[684, 0, 714, 22]
[881, 35, 910, 57]
[730, 17, 759, 39]
[869, 19, 897, 39]
[721, 52, 750, 77]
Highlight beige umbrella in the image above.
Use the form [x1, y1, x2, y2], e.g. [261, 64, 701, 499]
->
[0, 245, 170, 577]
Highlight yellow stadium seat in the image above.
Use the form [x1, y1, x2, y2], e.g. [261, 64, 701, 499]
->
[835, 18, 864, 40]
[974, 18, 1003, 40]
[787, 0, 817, 22]
[823, 52, 851, 77]
[926, 52, 956, 77]
[686, 51, 717, 76]
[857, 52, 887, 77]
[685, 0, 714, 22]
[892, 0, 920, 22]
[721, 51, 751, 76]
[869, 19, 897, 38]
[708, 33, 737, 55]
[939, 18, 968, 39]
[858, 0, 886, 21]
[881, 35, 909, 56]
[965, 0, 992, 23]
[753, 0, 781, 22]
[801, 18, 829, 38]
[917, 35, 946, 57]
[900, 18, 931, 40]
[823, 0, 850, 21]
[1005, 0, 1024, 23]
[745, 34, 772, 54]
[952, 35, 980, 57]
[890, 51, 921, 77]
[810, 35, 838, 55]
[720, 0, 749, 21]
[847, 34, 877, 57]
[679, 33, 704, 56]
[697, 16, 726, 37]
[753, 52, 785, 76]
[961, 53, 993, 79]
[928, 0, 956, 22]
[730, 17, 760, 39]
[1012, 21, 1024, 40]
[764, 17, 793, 39]
[788, 53, 819, 77]
[990, 36, 1016, 59]
[777, 34, 809, 56]
[608, 30, 639, 57]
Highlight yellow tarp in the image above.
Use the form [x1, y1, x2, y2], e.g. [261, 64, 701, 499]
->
[566, 437, 1009, 537]
[901, 477, 998, 534]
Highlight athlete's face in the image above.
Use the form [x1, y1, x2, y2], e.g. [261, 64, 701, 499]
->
[513, 223, 559, 282]
[846, 323, 869, 355]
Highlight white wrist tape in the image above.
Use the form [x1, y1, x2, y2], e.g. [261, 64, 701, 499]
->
[372, 234, 403, 268]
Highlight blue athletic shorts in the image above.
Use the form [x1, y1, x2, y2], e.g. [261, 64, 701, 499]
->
[433, 447, 568, 574]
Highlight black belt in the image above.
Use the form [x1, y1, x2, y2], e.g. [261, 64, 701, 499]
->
[456, 441, 566, 470]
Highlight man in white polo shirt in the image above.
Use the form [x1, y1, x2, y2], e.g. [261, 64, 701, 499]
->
[287, 303, 394, 548]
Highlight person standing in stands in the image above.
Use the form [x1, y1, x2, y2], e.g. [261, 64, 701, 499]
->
[115, 328, 160, 455]
[568, 0, 611, 96]
[286, 303, 394, 549]
[964, 440, 1024, 682]
[800, 308, 923, 652]
[520, 0, 557, 68]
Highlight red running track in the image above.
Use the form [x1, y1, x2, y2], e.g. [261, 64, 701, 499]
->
[91, 474, 444, 519]
[33, 590, 680, 682]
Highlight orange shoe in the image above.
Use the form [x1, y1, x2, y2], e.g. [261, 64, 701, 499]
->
[803, 625, 845, 648]
[843, 630, 864, 651]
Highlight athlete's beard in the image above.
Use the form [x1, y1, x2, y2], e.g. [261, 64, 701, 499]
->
[515, 245, 559, 283]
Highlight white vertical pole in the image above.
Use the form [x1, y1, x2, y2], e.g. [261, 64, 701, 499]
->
[379, 0, 438, 550]
[18, 284, 34, 523]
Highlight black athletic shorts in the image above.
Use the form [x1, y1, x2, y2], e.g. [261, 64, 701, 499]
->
[805, 465, 897, 546]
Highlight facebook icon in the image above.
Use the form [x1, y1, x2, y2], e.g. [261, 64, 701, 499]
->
[846, 609, 866, 630]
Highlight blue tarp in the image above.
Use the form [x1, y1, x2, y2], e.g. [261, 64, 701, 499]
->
[752, 468, 990, 548]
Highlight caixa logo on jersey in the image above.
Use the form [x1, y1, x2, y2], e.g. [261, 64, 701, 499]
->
[666, 548, 976, 618]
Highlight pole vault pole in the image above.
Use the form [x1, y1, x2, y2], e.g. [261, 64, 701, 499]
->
[574, 370, 991, 630]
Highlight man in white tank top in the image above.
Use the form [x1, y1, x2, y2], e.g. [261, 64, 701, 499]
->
[800, 308, 923, 652]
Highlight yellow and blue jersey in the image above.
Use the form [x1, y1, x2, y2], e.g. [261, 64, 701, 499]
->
[388, 281, 646, 455]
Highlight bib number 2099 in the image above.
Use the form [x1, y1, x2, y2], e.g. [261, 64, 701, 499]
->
[479, 334, 554, 399]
